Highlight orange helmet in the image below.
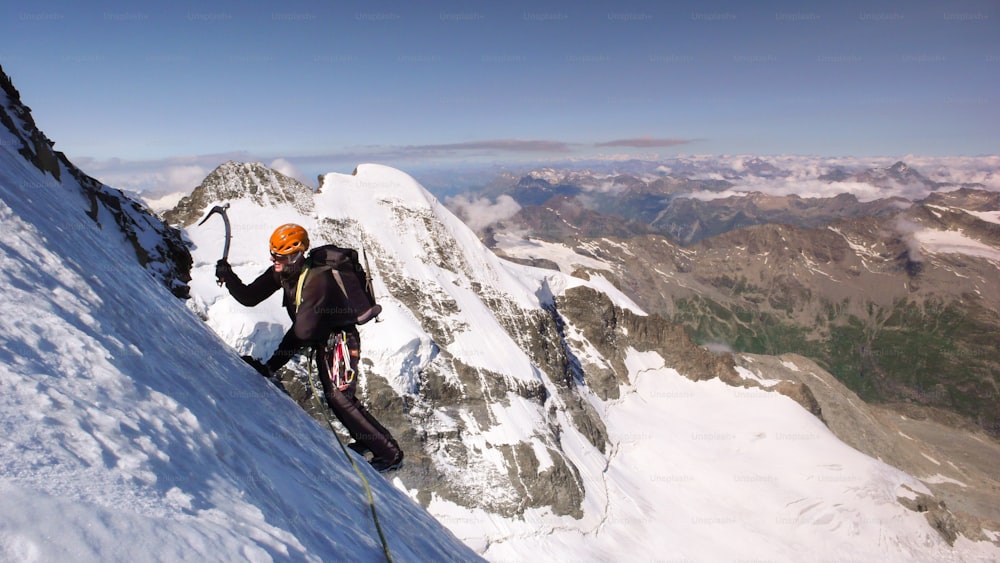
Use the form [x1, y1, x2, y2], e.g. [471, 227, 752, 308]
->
[269, 224, 309, 256]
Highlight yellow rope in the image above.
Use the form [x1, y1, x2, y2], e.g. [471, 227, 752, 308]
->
[306, 350, 394, 563]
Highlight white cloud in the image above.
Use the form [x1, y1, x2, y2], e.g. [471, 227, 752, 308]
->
[446, 194, 521, 231]
[684, 189, 750, 201]
[737, 177, 891, 201]
[164, 164, 211, 192]
[894, 217, 924, 263]
[903, 155, 1000, 191]
[708, 155, 1000, 202]
[268, 158, 307, 184]
[75, 154, 245, 198]
[93, 162, 209, 203]
[702, 341, 735, 354]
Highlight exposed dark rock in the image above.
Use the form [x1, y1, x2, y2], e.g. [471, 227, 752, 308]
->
[896, 488, 960, 545]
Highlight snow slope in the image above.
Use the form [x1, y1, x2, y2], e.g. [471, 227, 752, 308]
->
[458, 350, 999, 561]
[0, 129, 478, 560]
[180, 162, 1000, 561]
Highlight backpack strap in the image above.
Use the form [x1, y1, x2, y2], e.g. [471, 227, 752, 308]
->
[294, 263, 311, 313]
[294, 258, 339, 314]
[329, 270, 350, 303]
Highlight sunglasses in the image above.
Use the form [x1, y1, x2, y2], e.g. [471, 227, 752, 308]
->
[270, 251, 302, 264]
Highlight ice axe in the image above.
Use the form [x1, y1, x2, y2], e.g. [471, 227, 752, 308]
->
[197, 203, 231, 285]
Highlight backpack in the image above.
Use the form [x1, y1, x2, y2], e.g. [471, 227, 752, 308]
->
[295, 244, 382, 325]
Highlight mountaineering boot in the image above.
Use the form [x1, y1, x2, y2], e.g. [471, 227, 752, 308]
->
[268, 375, 290, 395]
[348, 441, 371, 457]
[370, 450, 404, 473]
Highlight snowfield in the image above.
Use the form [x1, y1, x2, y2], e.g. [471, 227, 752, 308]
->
[492, 232, 614, 274]
[914, 228, 1000, 262]
[467, 349, 967, 561]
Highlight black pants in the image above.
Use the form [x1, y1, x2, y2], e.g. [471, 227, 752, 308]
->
[317, 326, 400, 461]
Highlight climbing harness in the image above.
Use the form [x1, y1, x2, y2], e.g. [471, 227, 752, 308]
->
[326, 331, 356, 392]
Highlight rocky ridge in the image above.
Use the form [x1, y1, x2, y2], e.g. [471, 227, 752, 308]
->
[0, 65, 191, 297]
[163, 160, 315, 227]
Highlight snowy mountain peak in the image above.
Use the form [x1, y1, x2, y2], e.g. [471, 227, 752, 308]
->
[321, 163, 435, 208]
[880, 160, 925, 183]
[316, 162, 557, 312]
[164, 160, 314, 227]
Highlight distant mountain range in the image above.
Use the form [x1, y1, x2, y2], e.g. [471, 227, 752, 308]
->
[470, 160, 1000, 442]
[470, 158, 988, 245]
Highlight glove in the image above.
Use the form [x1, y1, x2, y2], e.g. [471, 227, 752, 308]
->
[215, 259, 233, 285]
[241, 355, 271, 378]
[241, 355, 289, 395]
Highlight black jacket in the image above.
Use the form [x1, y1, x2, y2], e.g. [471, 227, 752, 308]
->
[221, 259, 349, 371]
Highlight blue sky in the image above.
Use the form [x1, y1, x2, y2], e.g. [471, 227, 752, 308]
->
[1, 0, 997, 194]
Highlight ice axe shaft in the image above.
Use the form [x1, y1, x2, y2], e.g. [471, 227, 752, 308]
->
[198, 203, 232, 259]
[197, 203, 232, 285]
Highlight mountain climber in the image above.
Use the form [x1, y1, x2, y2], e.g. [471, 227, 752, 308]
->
[215, 223, 404, 472]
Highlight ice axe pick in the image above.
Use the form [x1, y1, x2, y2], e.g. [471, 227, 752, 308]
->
[197, 203, 232, 285]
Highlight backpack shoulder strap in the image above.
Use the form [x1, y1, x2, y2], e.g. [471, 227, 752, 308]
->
[294, 261, 311, 313]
